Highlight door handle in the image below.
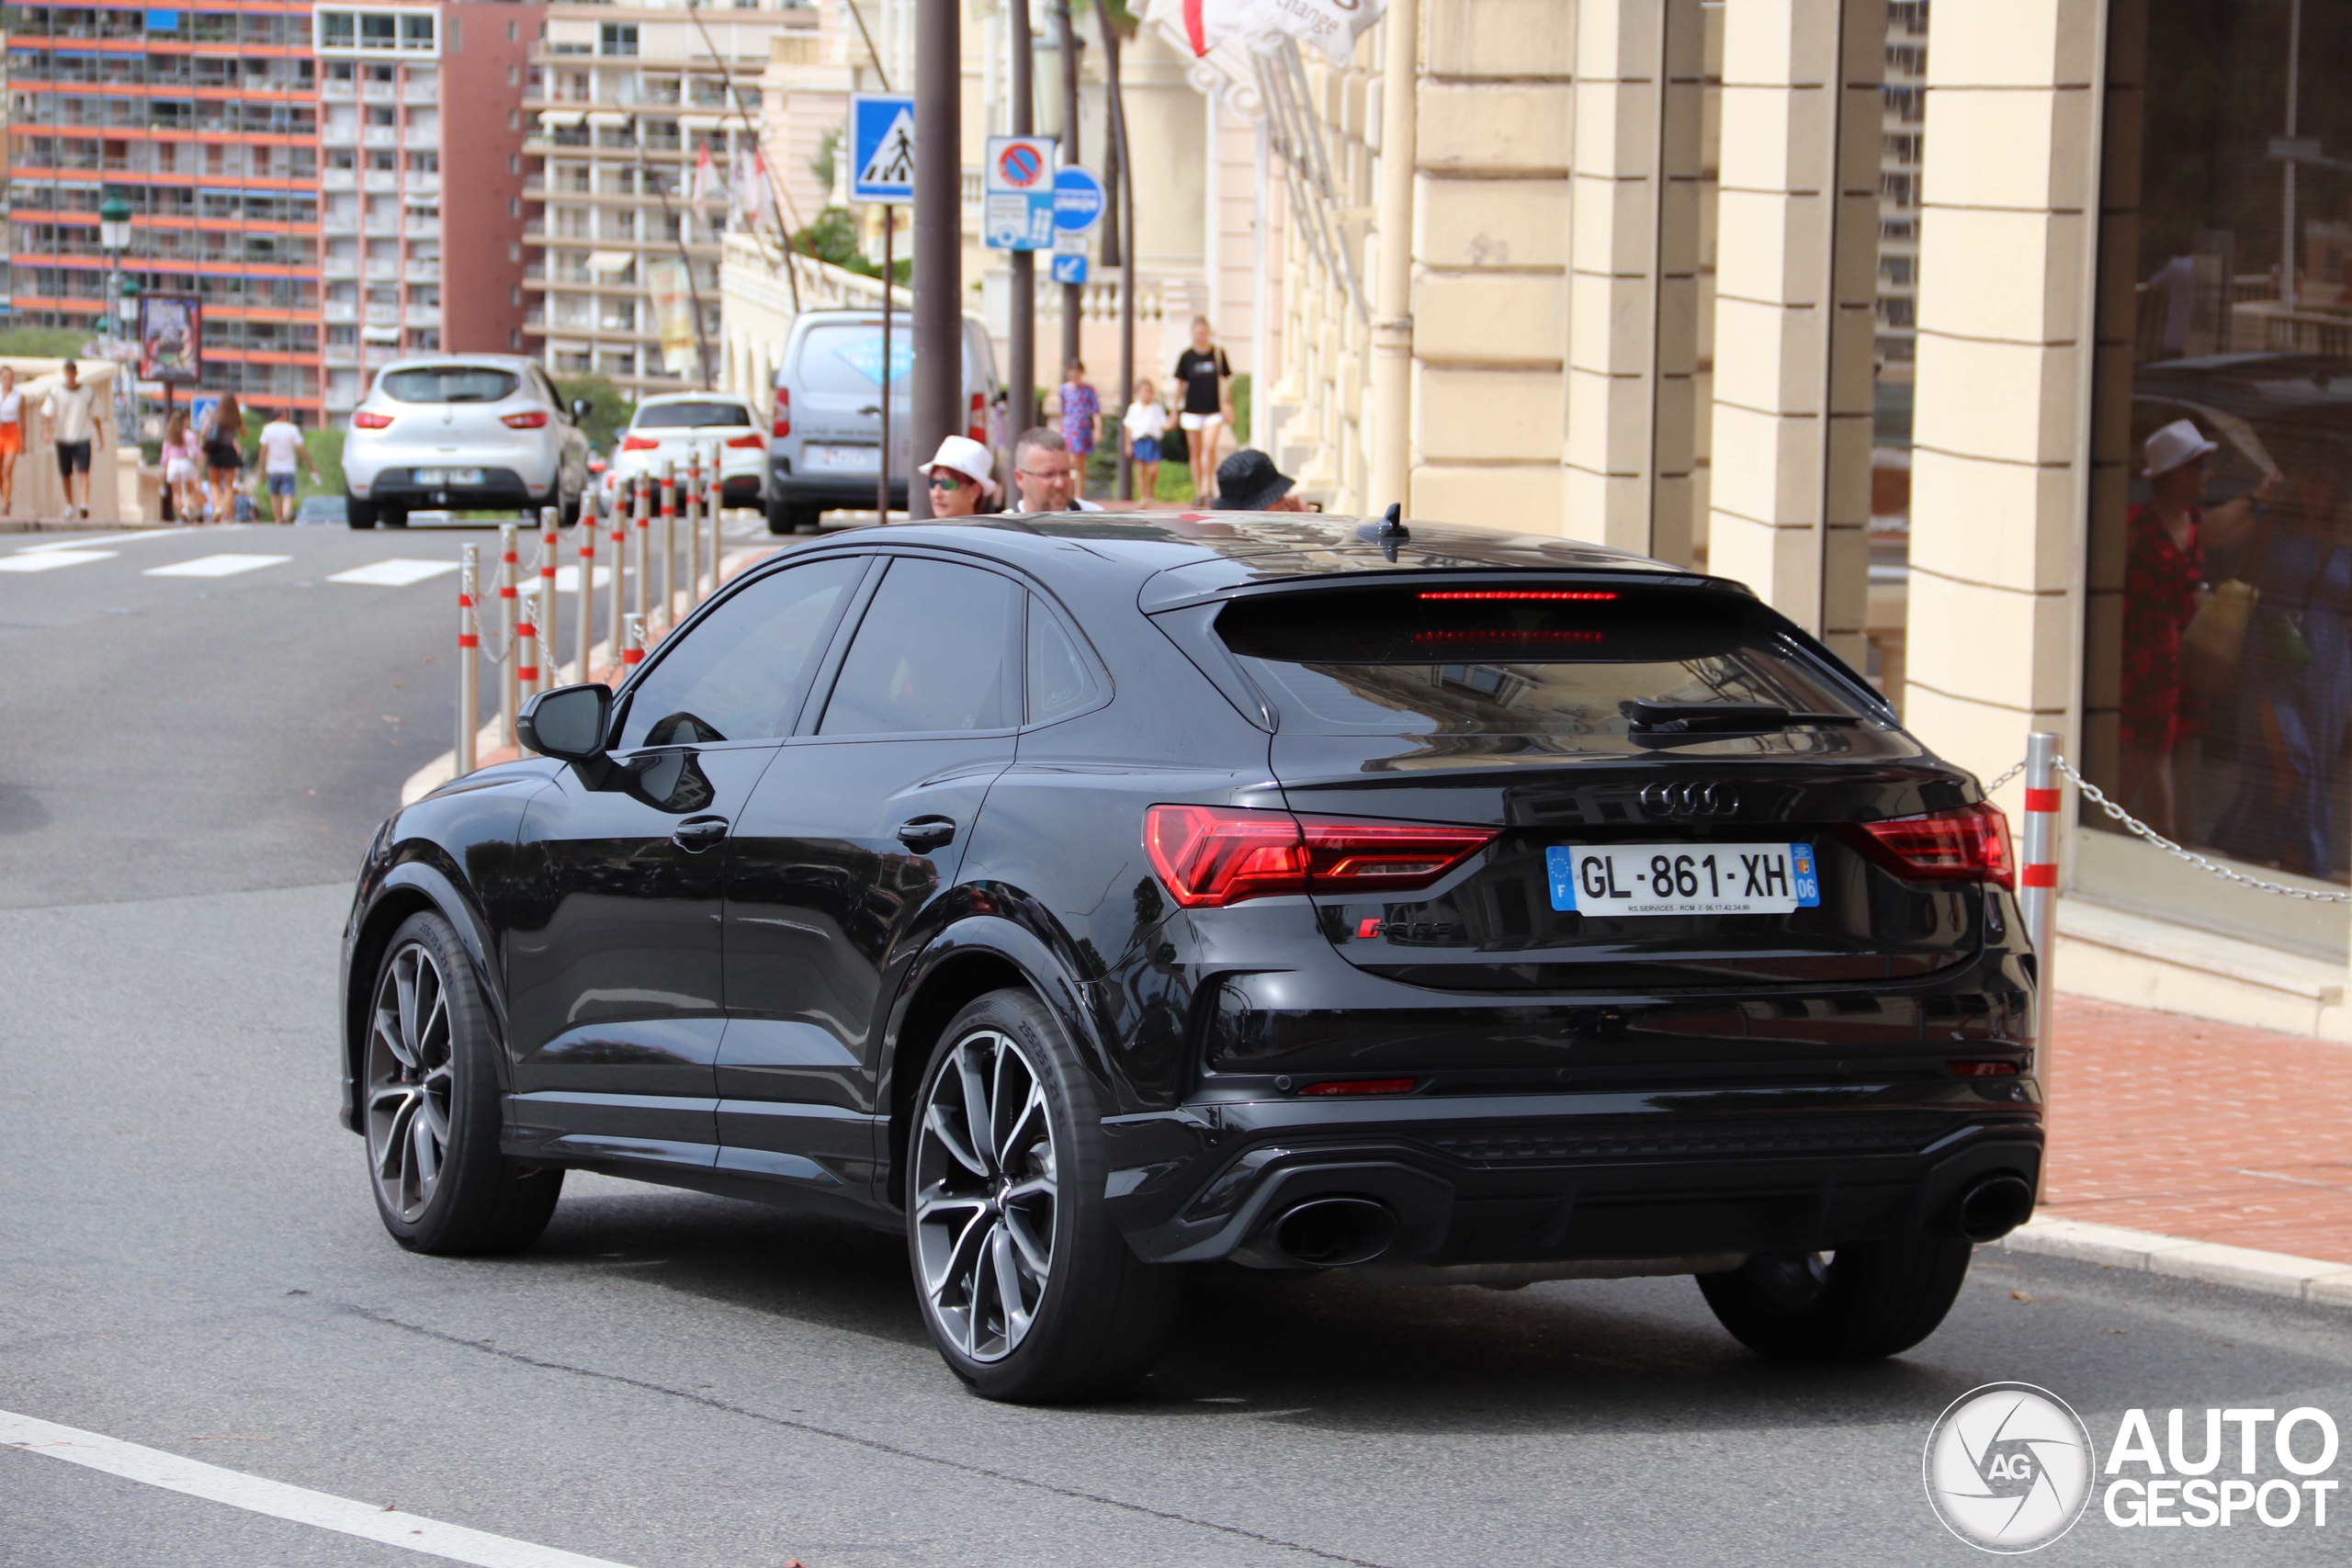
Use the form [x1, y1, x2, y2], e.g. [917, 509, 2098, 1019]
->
[672, 815, 729, 851]
[897, 816, 957, 853]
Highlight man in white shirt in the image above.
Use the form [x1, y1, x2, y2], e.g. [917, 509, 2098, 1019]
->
[1008, 428, 1102, 513]
[40, 360, 105, 521]
[255, 408, 315, 525]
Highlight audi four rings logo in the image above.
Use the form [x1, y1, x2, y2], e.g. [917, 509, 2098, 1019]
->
[1639, 782, 1739, 817]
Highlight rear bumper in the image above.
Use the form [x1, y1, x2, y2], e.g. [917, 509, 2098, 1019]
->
[1113, 1093, 2044, 1268]
[772, 458, 904, 512]
[358, 468, 537, 511]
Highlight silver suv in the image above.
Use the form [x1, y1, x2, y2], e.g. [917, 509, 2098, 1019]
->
[766, 310, 1001, 533]
[343, 356, 593, 529]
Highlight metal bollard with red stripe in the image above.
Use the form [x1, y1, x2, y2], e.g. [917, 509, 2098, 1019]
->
[497, 523, 520, 748]
[455, 544, 480, 777]
[621, 612, 646, 671]
[659, 457, 678, 630]
[608, 480, 631, 680]
[538, 505, 560, 694]
[2018, 731, 2060, 1107]
[634, 470, 653, 629]
[706, 446, 724, 597]
[575, 486, 598, 680]
[683, 456, 702, 611]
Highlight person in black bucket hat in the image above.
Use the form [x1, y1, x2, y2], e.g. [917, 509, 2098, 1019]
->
[1210, 448, 1306, 512]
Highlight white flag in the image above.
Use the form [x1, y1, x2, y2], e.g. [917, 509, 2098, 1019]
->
[691, 142, 719, 207]
[1146, 0, 1385, 65]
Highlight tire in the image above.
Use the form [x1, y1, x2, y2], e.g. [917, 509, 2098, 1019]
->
[362, 911, 563, 1256]
[383, 507, 409, 529]
[1697, 1235, 1974, 1361]
[907, 988, 1179, 1402]
[346, 494, 378, 530]
[766, 500, 794, 536]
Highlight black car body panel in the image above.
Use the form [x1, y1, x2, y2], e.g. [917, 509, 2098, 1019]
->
[342, 514, 2041, 1272]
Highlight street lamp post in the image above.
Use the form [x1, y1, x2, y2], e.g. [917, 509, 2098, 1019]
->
[99, 197, 137, 467]
[98, 197, 132, 355]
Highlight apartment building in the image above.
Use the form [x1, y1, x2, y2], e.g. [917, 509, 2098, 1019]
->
[1876, 0, 1926, 369]
[311, 1, 530, 415]
[4, 1, 325, 415]
[520, 1, 810, 398]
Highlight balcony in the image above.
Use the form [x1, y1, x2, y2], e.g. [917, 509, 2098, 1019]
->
[404, 306, 441, 329]
[363, 80, 397, 104]
[324, 344, 358, 367]
[364, 258, 401, 280]
[322, 122, 358, 147]
[523, 310, 546, 331]
[363, 127, 398, 149]
[322, 78, 356, 101]
[403, 77, 438, 105]
[404, 173, 440, 197]
[404, 217, 440, 239]
[404, 127, 435, 151]
[322, 210, 359, 234]
[363, 171, 397, 194]
[363, 345, 398, 367]
[323, 168, 357, 191]
[322, 256, 358, 279]
[406, 263, 440, 284]
[365, 303, 401, 325]
[323, 300, 358, 323]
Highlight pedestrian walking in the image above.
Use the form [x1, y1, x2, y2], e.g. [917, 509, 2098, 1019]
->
[1172, 316, 1234, 501]
[1058, 360, 1101, 496]
[0, 365, 24, 517]
[1209, 448, 1306, 513]
[162, 409, 202, 525]
[255, 407, 315, 525]
[200, 394, 245, 525]
[39, 359, 106, 521]
[1010, 428, 1102, 513]
[916, 434, 1001, 518]
[1121, 378, 1168, 502]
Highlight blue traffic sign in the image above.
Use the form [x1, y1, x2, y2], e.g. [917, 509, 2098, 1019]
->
[1050, 251, 1089, 286]
[848, 94, 915, 204]
[1053, 165, 1105, 233]
[983, 136, 1057, 251]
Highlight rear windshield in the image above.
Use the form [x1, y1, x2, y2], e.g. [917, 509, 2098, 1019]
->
[634, 400, 753, 430]
[1214, 583, 1870, 738]
[379, 367, 518, 405]
[787, 322, 970, 395]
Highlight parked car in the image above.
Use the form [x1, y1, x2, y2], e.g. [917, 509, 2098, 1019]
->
[608, 392, 768, 513]
[342, 355, 593, 529]
[766, 308, 1000, 534]
[339, 515, 2039, 1400]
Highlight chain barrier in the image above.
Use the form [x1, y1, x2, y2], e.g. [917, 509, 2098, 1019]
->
[1991, 750, 2352, 905]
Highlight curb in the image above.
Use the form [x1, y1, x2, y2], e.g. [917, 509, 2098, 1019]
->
[2000, 1213, 2352, 1308]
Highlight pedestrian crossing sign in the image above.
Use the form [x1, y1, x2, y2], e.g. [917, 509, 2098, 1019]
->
[849, 94, 916, 204]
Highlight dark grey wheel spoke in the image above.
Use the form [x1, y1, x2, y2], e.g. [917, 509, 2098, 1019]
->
[914, 1022, 1057, 1364]
[365, 941, 455, 1224]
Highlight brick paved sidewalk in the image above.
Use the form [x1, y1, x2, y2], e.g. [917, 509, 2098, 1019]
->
[2045, 994, 2352, 1268]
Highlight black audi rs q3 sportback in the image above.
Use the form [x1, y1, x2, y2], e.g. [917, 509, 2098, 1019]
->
[340, 513, 2040, 1400]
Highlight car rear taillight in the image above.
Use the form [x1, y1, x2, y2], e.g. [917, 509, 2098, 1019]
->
[620, 434, 660, 451]
[772, 387, 790, 439]
[351, 411, 393, 430]
[1143, 805, 1495, 908]
[725, 433, 763, 448]
[503, 410, 549, 429]
[1852, 802, 2014, 889]
[967, 390, 986, 445]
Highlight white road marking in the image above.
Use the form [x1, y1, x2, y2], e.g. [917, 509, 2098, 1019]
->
[328, 558, 463, 587]
[1, 1409, 637, 1568]
[0, 549, 117, 573]
[13, 528, 194, 554]
[142, 553, 293, 579]
[551, 564, 612, 592]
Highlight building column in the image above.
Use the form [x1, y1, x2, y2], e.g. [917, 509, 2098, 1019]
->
[1560, 0, 1705, 564]
[1706, 0, 1883, 667]
[1902, 0, 2101, 785]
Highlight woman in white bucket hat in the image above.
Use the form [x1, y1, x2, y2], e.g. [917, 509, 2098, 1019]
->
[915, 434, 1001, 519]
[2120, 416, 2276, 838]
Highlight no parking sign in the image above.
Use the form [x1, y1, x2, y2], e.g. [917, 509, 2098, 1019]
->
[983, 135, 1057, 251]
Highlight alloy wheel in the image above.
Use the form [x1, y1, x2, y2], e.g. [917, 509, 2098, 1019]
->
[913, 1028, 1058, 1363]
[365, 942, 455, 1224]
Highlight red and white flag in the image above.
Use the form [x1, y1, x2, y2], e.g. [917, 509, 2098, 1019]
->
[1147, 0, 1385, 64]
[691, 141, 719, 206]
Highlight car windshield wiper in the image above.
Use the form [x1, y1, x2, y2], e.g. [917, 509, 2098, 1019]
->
[1623, 700, 1865, 733]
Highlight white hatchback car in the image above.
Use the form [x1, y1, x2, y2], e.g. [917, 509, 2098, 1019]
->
[343, 356, 592, 529]
[606, 392, 769, 513]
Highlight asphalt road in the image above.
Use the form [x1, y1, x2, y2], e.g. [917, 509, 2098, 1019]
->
[5, 523, 2348, 1566]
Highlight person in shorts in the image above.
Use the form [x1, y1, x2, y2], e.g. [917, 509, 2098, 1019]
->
[0, 365, 24, 516]
[40, 359, 106, 520]
[1121, 378, 1169, 502]
[201, 394, 245, 524]
[255, 407, 315, 525]
[1172, 317, 1234, 502]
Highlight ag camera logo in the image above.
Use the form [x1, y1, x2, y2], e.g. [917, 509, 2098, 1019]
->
[1924, 1382, 2097, 1552]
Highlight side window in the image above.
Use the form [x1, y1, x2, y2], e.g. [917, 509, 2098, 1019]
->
[819, 558, 1022, 735]
[616, 558, 864, 750]
[1025, 594, 1097, 723]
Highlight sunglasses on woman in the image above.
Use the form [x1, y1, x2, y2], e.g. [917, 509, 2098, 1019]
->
[928, 471, 967, 491]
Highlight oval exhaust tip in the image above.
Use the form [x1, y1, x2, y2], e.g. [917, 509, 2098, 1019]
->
[1956, 1175, 2035, 1243]
[1271, 1197, 1398, 1269]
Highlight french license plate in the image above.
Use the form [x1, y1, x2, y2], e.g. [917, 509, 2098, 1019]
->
[1546, 842, 1821, 916]
[804, 445, 878, 472]
[413, 468, 482, 486]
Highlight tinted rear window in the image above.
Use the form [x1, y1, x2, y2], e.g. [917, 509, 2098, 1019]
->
[379, 367, 518, 404]
[634, 400, 753, 430]
[1215, 584, 1869, 738]
[787, 322, 971, 395]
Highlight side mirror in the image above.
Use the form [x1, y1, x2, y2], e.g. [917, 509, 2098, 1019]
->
[518, 682, 611, 762]
[571, 397, 594, 423]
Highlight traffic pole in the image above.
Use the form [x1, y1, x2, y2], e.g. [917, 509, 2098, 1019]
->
[2020, 731, 2061, 1131]
[455, 545, 479, 776]
[683, 453, 702, 612]
[538, 504, 560, 692]
[661, 456, 679, 629]
[574, 486, 598, 679]
[607, 479, 630, 681]
[497, 523, 519, 748]
[633, 470, 651, 630]
[706, 448, 723, 595]
[912, 0, 964, 516]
